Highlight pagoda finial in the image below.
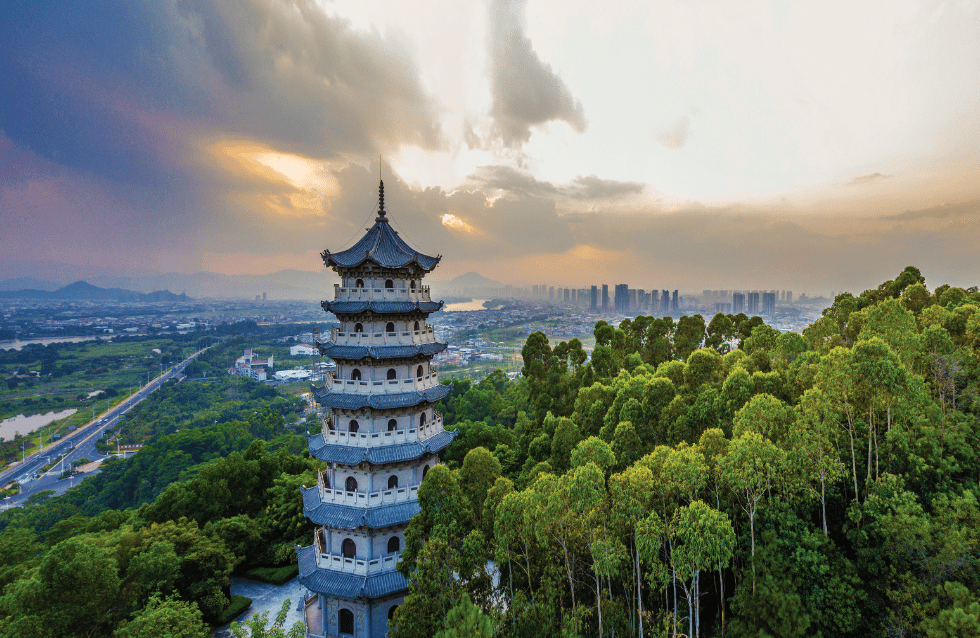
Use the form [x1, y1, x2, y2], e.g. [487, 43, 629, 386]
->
[379, 179, 385, 217]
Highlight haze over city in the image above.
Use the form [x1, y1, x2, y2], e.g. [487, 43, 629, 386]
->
[2, 0, 980, 294]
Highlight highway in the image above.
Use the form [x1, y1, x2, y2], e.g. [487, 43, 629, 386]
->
[0, 349, 206, 510]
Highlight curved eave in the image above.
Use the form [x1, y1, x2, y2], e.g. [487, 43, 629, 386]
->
[306, 429, 456, 465]
[321, 218, 441, 273]
[317, 342, 447, 361]
[297, 545, 408, 598]
[321, 300, 444, 316]
[301, 488, 420, 529]
[311, 383, 451, 410]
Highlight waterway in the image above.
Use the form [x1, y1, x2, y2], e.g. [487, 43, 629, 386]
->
[0, 409, 78, 441]
[0, 336, 104, 351]
[444, 298, 490, 312]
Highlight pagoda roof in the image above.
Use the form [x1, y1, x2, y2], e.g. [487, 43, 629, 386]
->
[307, 429, 455, 465]
[301, 487, 420, 529]
[321, 181, 440, 272]
[321, 300, 444, 316]
[297, 545, 407, 599]
[318, 342, 446, 361]
[311, 383, 450, 410]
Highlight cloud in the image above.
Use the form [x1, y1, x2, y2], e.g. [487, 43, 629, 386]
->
[466, 165, 643, 201]
[847, 172, 890, 185]
[0, 0, 443, 186]
[486, 0, 586, 147]
[656, 116, 691, 150]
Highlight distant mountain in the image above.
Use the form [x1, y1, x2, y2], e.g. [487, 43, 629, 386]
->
[446, 272, 505, 288]
[0, 277, 61, 292]
[0, 281, 191, 302]
[431, 271, 507, 298]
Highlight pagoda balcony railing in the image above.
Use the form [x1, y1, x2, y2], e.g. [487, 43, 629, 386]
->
[316, 477, 420, 507]
[323, 415, 445, 448]
[314, 548, 401, 576]
[334, 284, 431, 302]
[328, 372, 439, 395]
[329, 326, 436, 346]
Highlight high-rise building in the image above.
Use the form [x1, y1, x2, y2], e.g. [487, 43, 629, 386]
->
[602, 284, 610, 311]
[733, 292, 745, 315]
[671, 290, 679, 313]
[590, 285, 598, 310]
[762, 292, 776, 316]
[614, 284, 629, 312]
[662, 290, 669, 314]
[748, 291, 760, 315]
[564, 288, 570, 302]
[299, 180, 454, 638]
[786, 291, 793, 303]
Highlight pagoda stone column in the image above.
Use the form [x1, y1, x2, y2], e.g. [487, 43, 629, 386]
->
[297, 180, 453, 638]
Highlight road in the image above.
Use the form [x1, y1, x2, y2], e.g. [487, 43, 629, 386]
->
[0, 349, 206, 510]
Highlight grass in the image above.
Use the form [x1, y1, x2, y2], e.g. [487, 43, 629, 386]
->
[244, 564, 300, 586]
[214, 595, 253, 626]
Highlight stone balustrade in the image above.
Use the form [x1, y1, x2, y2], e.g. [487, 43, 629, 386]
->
[328, 373, 439, 395]
[329, 326, 436, 346]
[323, 416, 445, 448]
[315, 478, 420, 508]
[333, 284, 431, 302]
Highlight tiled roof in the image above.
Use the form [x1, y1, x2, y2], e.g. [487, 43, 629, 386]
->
[318, 342, 446, 361]
[311, 383, 451, 410]
[321, 193, 440, 272]
[296, 545, 408, 598]
[307, 429, 456, 465]
[301, 488, 420, 529]
[320, 300, 444, 316]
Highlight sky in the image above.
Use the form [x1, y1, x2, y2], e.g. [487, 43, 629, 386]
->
[1, 0, 980, 295]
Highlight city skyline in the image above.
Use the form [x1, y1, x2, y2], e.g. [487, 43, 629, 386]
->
[2, 0, 980, 293]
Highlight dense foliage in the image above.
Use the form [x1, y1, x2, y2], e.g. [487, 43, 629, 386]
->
[0, 376, 319, 636]
[394, 266, 980, 638]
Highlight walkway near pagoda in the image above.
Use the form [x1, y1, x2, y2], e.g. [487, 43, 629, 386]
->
[212, 576, 305, 637]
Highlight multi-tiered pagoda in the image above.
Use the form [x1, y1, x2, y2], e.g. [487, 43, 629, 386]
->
[297, 180, 454, 638]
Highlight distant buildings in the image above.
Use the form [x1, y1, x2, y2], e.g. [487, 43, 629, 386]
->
[290, 343, 318, 356]
[230, 348, 273, 380]
[733, 292, 745, 315]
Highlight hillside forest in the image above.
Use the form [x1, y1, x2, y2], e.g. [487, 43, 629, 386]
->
[0, 266, 977, 637]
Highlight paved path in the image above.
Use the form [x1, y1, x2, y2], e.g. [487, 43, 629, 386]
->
[213, 576, 306, 637]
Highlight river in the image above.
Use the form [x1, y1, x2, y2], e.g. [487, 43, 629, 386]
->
[0, 409, 78, 441]
[444, 299, 490, 312]
[0, 336, 105, 351]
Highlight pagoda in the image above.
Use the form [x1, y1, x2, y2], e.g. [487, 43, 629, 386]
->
[297, 179, 454, 638]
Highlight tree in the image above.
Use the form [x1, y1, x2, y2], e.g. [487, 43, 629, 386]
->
[670, 501, 736, 638]
[115, 595, 211, 638]
[230, 600, 304, 638]
[433, 593, 493, 638]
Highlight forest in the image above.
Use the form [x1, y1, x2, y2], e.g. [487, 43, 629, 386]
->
[0, 266, 977, 637]
[391, 266, 980, 638]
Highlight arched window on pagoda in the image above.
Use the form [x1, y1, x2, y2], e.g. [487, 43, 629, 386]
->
[414, 321, 420, 331]
[388, 475, 398, 489]
[422, 465, 429, 479]
[388, 419, 398, 431]
[388, 605, 398, 621]
[388, 536, 400, 553]
[351, 369, 361, 381]
[355, 278, 364, 289]
[386, 322, 395, 333]
[416, 365, 424, 379]
[385, 279, 394, 289]
[353, 323, 363, 333]
[419, 412, 427, 426]
[341, 538, 356, 559]
[345, 477, 357, 493]
[387, 368, 397, 380]
[410, 279, 416, 290]
[348, 420, 359, 433]
[322, 472, 330, 489]
[339, 609, 354, 635]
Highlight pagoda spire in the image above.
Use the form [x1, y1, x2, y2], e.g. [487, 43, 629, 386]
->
[378, 179, 385, 217]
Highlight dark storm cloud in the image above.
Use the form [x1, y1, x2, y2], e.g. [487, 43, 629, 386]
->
[847, 172, 890, 186]
[486, 0, 586, 147]
[466, 165, 644, 200]
[0, 0, 443, 187]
